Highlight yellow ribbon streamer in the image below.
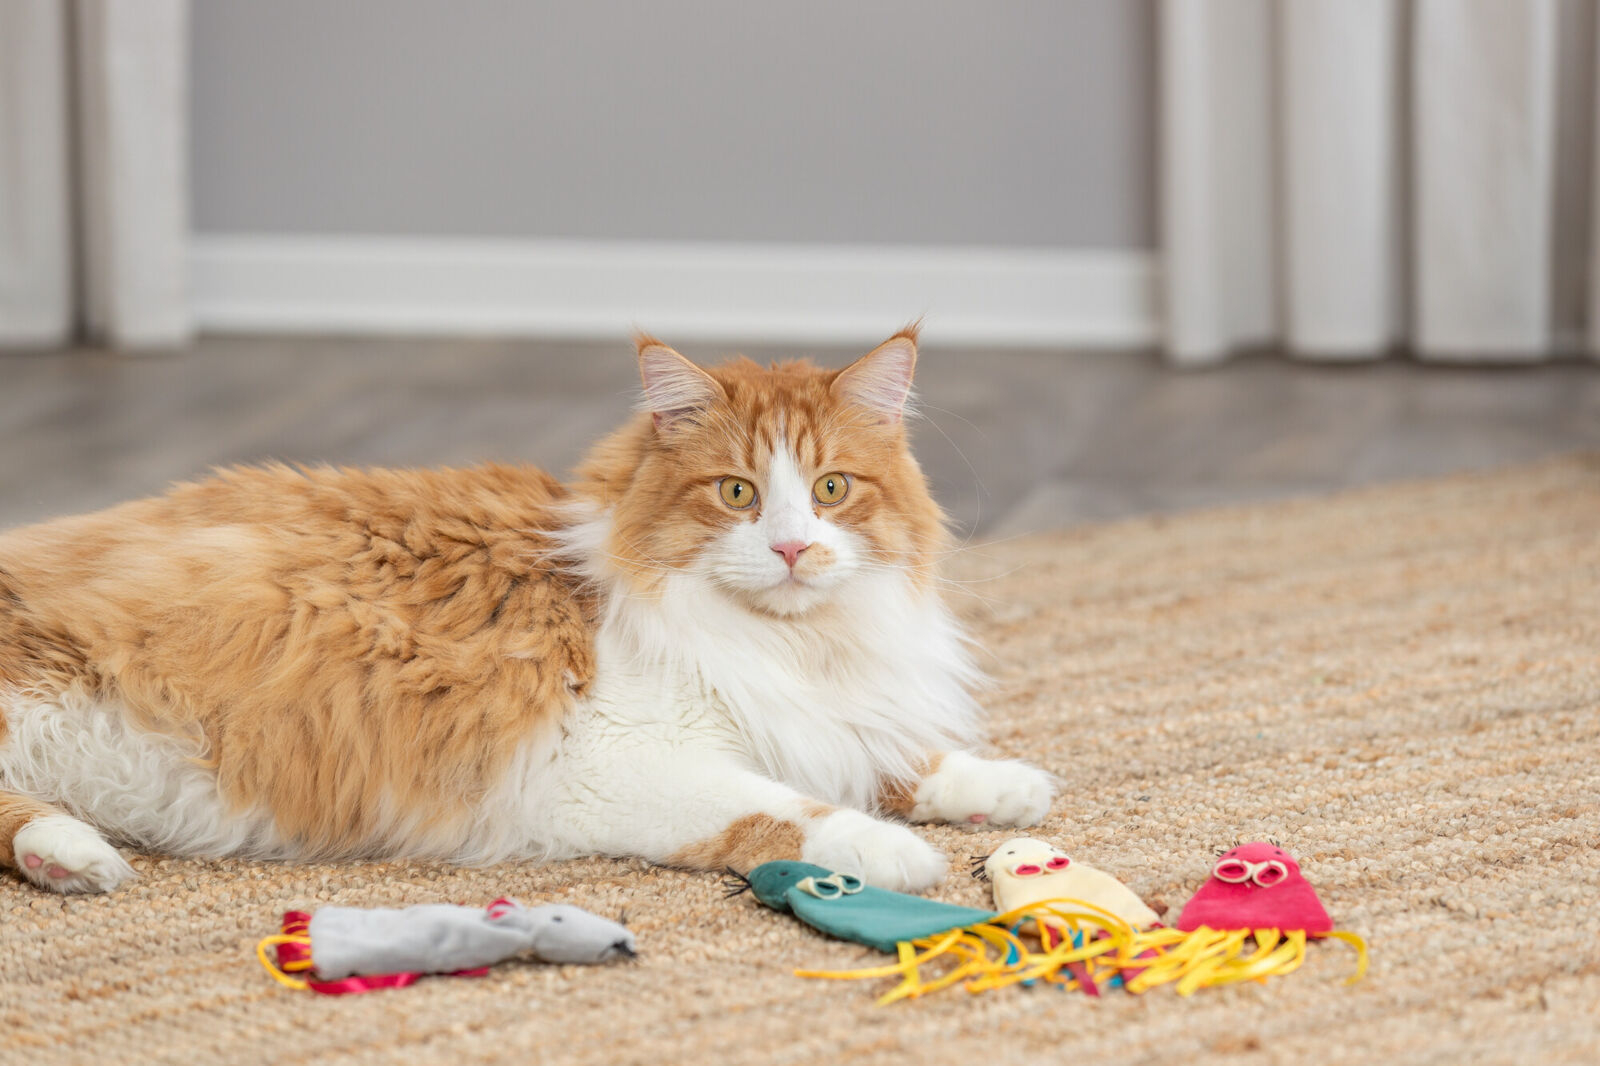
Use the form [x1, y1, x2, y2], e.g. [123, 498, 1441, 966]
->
[791, 896, 1369, 1004]
[255, 934, 312, 991]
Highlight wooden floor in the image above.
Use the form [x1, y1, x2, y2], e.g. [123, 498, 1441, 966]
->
[2, 335, 1597, 537]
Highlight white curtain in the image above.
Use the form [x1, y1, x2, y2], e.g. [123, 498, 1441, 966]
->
[1160, 0, 1600, 365]
[0, 0, 191, 350]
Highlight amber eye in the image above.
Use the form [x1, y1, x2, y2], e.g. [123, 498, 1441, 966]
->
[718, 477, 757, 509]
[812, 473, 849, 506]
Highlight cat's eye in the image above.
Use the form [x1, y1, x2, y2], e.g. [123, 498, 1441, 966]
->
[812, 473, 849, 506]
[718, 477, 757, 509]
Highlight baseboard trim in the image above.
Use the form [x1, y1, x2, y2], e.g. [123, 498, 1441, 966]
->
[190, 234, 1158, 347]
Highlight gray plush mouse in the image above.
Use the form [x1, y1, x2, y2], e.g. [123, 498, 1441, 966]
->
[260, 898, 636, 992]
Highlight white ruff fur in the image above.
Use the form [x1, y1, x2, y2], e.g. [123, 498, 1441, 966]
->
[590, 546, 979, 808]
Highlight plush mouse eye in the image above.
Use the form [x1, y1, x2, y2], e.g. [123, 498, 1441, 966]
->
[812, 473, 849, 506]
[719, 477, 757, 509]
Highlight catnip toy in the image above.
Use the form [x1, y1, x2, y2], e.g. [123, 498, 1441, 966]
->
[727, 862, 998, 953]
[983, 837, 1162, 930]
[256, 899, 636, 994]
[978, 837, 1166, 996]
[1115, 842, 1367, 995]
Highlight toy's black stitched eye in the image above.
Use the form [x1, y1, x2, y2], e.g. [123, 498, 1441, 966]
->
[551, 916, 563, 923]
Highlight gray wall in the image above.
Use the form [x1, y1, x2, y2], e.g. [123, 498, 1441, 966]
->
[191, 1, 1154, 249]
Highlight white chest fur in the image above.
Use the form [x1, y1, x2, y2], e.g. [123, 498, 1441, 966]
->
[581, 567, 983, 810]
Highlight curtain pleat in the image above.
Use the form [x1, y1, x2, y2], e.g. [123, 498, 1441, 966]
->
[1162, 0, 1598, 363]
[1412, 0, 1557, 359]
[0, 0, 74, 347]
[1160, 0, 1278, 366]
[1280, 0, 1402, 359]
[0, 0, 190, 351]
[73, 0, 191, 348]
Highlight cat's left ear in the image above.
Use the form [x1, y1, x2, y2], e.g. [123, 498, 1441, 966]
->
[832, 326, 917, 424]
[637, 336, 725, 429]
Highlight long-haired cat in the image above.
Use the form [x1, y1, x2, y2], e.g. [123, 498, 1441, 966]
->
[0, 329, 1052, 895]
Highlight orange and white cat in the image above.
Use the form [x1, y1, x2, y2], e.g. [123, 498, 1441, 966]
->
[0, 329, 1053, 895]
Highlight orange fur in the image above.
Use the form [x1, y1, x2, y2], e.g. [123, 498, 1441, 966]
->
[878, 753, 945, 818]
[0, 794, 57, 866]
[0, 463, 594, 855]
[668, 814, 808, 874]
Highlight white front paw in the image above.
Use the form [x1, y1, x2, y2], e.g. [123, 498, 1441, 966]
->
[12, 814, 134, 894]
[802, 809, 948, 892]
[909, 752, 1055, 828]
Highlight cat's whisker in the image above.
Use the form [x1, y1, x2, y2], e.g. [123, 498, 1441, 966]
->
[851, 577, 1009, 615]
[917, 532, 1043, 558]
[907, 406, 988, 550]
[855, 547, 1029, 588]
[912, 401, 991, 444]
[850, 558, 1020, 604]
[926, 563, 1029, 587]
[611, 533, 693, 576]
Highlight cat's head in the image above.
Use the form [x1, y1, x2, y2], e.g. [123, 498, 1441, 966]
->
[574, 327, 946, 617]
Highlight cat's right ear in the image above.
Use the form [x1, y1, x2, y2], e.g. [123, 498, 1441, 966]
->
[832, 326, 918, 424]
[636, 336, 725, 430]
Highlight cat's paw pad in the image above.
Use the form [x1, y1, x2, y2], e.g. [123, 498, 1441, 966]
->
[12, 815, 134, 895]
[909, 752, 1055, 828]
[802, 809, 947, 893]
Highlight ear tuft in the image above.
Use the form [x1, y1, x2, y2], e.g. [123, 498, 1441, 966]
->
[832, 326, 919, 423]
[636, 336, 724, 429]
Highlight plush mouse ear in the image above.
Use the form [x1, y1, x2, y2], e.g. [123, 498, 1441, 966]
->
[636, 336, 724, 429]
[832, 326, 918, 423]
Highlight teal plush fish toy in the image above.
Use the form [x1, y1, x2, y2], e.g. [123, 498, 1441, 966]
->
[729, 861, 998, 953]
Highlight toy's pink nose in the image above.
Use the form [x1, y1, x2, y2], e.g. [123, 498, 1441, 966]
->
[772, 541, 809, 568]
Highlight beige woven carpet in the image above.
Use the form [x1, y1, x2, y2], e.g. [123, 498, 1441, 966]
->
[5, 456, 1599, 1066]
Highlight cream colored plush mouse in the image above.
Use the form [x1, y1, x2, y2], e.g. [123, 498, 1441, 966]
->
[982, 837, 1162, 930]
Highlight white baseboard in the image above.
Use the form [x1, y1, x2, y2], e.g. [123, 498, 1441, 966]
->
[190, 234, 1158, 347]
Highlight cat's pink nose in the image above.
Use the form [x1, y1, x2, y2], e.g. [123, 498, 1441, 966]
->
[771, 541, 809, 568]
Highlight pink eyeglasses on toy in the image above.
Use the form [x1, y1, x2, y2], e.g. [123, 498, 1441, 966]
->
[1212, 856, 1289, 887]
[1009, 855, 1072, 877]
